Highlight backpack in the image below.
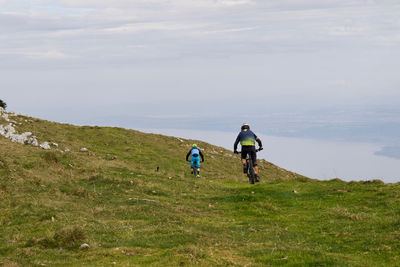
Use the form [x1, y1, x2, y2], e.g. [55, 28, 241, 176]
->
[191, 148, 200, 157]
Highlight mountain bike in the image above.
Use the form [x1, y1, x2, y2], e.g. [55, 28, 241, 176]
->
[192, 166, 198, 177]
[236, 148, 262, 184]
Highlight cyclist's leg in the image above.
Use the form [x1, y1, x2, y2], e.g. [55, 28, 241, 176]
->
[240, 148, 248, 163]
[241, 149, 248, 173]
[196, 158, 201, 175]
[190, 159, 195, 173]
[193, 157, 200, 176]
[249, 147, 259, 175]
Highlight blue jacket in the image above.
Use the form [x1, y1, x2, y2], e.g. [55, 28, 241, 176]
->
[234, 129, 262, 150]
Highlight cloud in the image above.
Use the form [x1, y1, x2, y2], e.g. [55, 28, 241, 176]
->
[0, 0, 399, 68]
[101, 22, 209, 35]
[57, 0, 252, 9]
[0, 48, 72, 60]
[328, 25, 371, 36]
[329, 80, 352, 87]
[25, 50, 71, 60]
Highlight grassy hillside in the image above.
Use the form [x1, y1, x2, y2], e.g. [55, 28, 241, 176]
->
[1, 113, 400, 266]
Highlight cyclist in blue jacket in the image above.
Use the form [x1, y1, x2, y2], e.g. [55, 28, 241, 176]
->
[186, 144, 204, 177]
[234, 124, 263, 182]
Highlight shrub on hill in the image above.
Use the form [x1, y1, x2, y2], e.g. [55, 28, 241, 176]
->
[0, 99, 6, 109]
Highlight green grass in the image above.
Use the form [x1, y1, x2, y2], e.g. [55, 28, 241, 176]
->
[1, 114, 400, 266]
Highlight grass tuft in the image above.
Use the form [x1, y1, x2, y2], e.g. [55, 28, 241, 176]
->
[26, 226, 87, 249]
[265, 202, 278, 211]
[53, 226, 87, 248]
[42, 151, 59, 164]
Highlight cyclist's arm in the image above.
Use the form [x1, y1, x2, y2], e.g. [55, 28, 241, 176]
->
[199, 150, 204, 162]
[256, 137, 263, 148]
[186, 149, 191, 161]
[233, 135, 240, 151]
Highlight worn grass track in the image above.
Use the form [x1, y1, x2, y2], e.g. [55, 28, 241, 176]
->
[1, 114, 400, 266]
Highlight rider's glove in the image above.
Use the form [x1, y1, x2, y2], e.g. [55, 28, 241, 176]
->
[259, 147, 263, 151]
[234, 150, 239, 154]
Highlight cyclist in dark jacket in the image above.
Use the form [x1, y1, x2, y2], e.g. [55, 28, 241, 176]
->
[234, 124, 263, 181]
[186, 144, 204, 177]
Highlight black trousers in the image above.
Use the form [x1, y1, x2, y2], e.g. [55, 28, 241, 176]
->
[241, 146, 257, 166]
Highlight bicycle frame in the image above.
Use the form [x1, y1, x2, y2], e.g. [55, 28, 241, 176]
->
[192, 166, 198, 177]
[237, 148, 261, 184]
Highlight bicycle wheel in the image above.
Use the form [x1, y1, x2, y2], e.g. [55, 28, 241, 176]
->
[193, 168, 198, 177]
[247, 159, 255, 184]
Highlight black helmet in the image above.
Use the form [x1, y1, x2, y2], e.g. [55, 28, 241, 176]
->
[241, 123, 250, 130]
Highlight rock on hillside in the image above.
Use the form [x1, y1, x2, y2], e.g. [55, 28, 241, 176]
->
[0, 107, 64, 150]
[0, 107, 39, 146]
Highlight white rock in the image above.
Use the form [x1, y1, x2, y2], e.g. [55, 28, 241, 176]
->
[0, 109, 10, 121]
[23, 132, 32, 137]
[10, 134, 26, 144]
[4, 124, 15, 135]
[40, 142, 51, 150]
[80, 243, 90, 249]
[51, 142, 59, 147]
[4, 130, 31, 144]
[80, 147, 88, 152]
[27, 136, 39, 146]
[64, 148, 70, 152]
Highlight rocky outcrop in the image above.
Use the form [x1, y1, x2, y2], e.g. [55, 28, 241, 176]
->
[0, 122, 39, 146]
[0, 108, 73, 153]
[0, 108, 45, 149]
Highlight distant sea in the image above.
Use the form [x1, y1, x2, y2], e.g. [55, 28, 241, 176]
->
[140, 128, 400, 183]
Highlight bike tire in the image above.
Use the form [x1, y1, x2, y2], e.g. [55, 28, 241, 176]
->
[193, 168, 198, 177]
[248, 159, 255, 184]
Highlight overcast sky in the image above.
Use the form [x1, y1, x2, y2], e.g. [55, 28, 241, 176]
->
[1, 0, 399, 121]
